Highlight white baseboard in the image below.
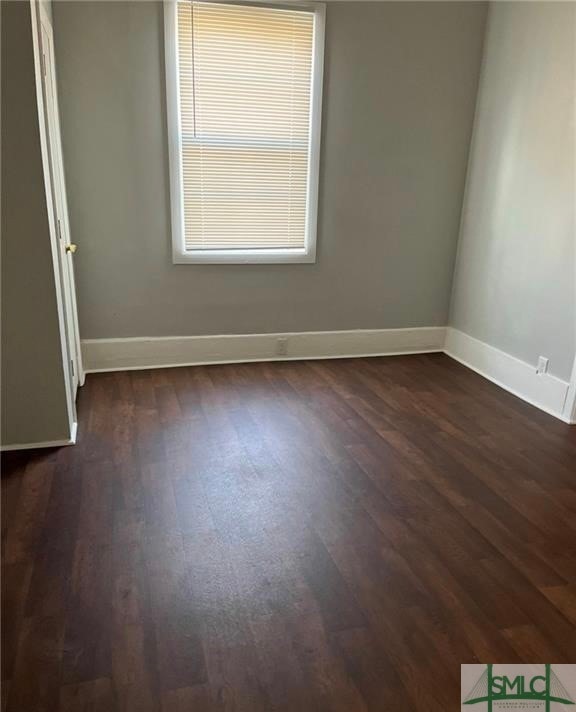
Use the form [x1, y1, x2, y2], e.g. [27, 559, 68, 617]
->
[444, 328, 572, 423]
[82, 327, 447, 373]
[81, 326, 574, 425]
[5, 327, 571, 452]
[563, 356, 576, 424]
[0, 421, 78, 452]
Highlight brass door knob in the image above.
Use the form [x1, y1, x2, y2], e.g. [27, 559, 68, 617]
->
[66, 244, 77, 254]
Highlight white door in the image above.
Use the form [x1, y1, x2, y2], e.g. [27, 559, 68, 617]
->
[37, 10, 84, 396]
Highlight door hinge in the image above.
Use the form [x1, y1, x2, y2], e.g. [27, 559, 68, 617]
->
[41, 53, 47, 77]
[57, 219, 62, 240]
[71, 359, 75, 378]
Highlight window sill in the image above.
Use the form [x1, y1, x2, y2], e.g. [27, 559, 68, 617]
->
[173, 248, 316, 265]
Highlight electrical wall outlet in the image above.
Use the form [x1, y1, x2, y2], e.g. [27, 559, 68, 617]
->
[537, 356, 549, 375]
[276, 337, 288, 356]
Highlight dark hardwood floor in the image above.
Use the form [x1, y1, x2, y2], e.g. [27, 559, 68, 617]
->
[2, 354, 576, 711]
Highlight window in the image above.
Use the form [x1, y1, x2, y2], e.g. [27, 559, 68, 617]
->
[165, 0, 325, 263]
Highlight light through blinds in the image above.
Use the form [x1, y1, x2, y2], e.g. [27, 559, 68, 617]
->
[175, 1, 316, 253]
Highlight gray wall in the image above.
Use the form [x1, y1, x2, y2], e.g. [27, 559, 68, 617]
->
[53, 1, 487, 339]
[450, 2, 576, 381]
[1, 0, 70, 445]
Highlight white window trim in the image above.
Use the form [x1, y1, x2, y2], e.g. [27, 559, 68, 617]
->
[164, 0, 325, 265]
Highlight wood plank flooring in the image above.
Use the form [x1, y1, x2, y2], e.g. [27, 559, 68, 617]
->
[2, 354, 576, 711]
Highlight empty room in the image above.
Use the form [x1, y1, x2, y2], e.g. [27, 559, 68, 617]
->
[1, 0, 575, 709]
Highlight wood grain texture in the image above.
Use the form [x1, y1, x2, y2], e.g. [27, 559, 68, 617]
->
[2, 354, 576, 711]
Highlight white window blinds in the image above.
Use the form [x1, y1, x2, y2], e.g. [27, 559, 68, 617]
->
[175, 1, 317, 254]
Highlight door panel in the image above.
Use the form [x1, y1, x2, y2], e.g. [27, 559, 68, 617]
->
[39, 18, 83, 395]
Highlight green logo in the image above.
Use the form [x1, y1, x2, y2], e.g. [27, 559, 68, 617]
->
[463, 664, 575, 710]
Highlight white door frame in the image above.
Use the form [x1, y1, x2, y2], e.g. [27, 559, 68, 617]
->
[38, 5, 84, 389]
[29, 0, 83, 442]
